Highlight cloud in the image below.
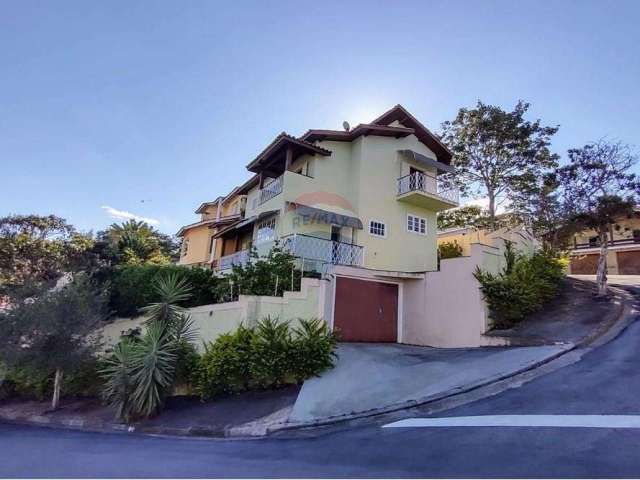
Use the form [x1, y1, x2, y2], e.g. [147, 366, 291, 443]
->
[101, 205, 160, 225]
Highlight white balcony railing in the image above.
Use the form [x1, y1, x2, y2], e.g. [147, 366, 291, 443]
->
[282, 234, 364, 267]
[259, 175, 284, 205]
[218, 250, 250, 271]
[397, 171, 459, 205]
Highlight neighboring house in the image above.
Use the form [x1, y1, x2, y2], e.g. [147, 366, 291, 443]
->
[568, 212, 640, 275]
[176, 193, 245, 267]
[438, 224, 538, 258]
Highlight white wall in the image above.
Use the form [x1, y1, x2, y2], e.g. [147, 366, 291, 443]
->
[100, 278, 323, 351]
[402, 243, 508, 347]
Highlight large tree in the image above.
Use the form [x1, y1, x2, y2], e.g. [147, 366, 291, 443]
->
[555, 140, 640, 296]
[440, 100, 560, 227]
[98, 220, 178, 265]
[0, 215, 94, 295]
[437, 205, 484, 231]
[0, 275, 107, 409]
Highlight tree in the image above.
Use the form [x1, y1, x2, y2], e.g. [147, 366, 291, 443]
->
[437, 205, 484, 230]
[440, 100, 559, 227]
[556, 140, 640, 296]
[0, 275, 107, 409]
[0, 214, 95, 295]
[98, 220, 178, 266]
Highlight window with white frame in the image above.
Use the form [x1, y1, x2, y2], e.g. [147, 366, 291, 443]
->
[255, 216, 277, 244]
[181, 238, 189, 257]
[407, 214, 427, 235]
[369, 220, 386, 238]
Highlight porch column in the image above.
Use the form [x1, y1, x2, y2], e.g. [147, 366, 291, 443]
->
[285, 146, 293, 171]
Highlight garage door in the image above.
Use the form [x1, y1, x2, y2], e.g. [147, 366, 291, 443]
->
[570, 254, 599, 274]
[333, 277, 398, 342]
[618, 251, 640, 274]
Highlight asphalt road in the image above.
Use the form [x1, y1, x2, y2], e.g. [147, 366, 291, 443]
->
[2, 287, 640, 478]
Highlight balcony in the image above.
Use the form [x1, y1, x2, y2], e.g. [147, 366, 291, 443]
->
[258, 175, 284, 206]
[397, 171, 459, 211]
[218, 250, 250, 271]
[573, 238, 640, 251]
[282, 234, 364, 268]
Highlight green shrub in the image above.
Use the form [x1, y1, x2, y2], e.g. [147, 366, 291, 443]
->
[107, 264, 221, 317]
[290, 319, 338, 383]
[0, 360, 102, 401]
[438, 241, 464, 259]
[251, 318, 293, 389]
[196, 325, 256, 399]
[474, 244, 565, 329]
[195, 317, 337, 400]
[218, 243, 302, 301]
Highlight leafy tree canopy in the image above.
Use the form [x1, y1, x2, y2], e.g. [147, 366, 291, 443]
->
[554, 140, 640, 295]
[0, 214, 95, 294]
[441, 100, 559, 225]
[437, 205, 484, 230]
[98, 220, 178, 266]
[0, 275, 108, 408]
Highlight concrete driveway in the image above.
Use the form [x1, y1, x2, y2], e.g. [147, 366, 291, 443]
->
[290, 342, 566, 422]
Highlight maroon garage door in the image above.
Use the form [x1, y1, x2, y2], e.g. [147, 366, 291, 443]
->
[617, 251, 640, 274]
[333, 277, 398, 342]
[570, 254, 599, 274]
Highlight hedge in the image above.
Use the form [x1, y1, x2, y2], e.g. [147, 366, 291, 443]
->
[195, 317, 338, 399]
[106, 264, 222, 317]
[474, 243, 565, 329]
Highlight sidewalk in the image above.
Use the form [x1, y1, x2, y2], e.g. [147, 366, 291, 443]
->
[0, 386, 300, 437]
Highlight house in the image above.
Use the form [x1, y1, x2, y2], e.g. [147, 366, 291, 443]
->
[213, 105, 458, 274]
[176, 105, 511, 347]
[568, 211, 640, 275]
[438, 223, 538, 258]
[176, 193, 245, 267]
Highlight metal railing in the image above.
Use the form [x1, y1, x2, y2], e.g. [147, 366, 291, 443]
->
[218, 250, 250, 271]
[397, 171, 459, 205]
[281, 234, 364, 267]
[574, 238, 640, 250]
[259, 175, 283, 205]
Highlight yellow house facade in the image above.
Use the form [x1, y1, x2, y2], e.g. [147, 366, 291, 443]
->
[437, 224, 538, 258]
[568, 213, 640, 275]
[176, 193, 246, 268]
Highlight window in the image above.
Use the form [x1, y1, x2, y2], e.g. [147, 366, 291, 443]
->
[256, 217, 277, 244]
[588, 236, 599, 247]
[181, 239, 189, 257]
[369, 220, 386, 238]
[407, 214, 427, 235]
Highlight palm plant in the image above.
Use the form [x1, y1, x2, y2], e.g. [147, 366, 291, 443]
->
[100, 339, 136, 422]
[101, 273, 197, 422]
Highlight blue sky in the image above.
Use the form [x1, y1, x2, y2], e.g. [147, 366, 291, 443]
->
[2, 0, 639, 234]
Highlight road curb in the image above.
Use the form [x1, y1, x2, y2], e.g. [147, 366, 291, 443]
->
[0, 286, 633, 440]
